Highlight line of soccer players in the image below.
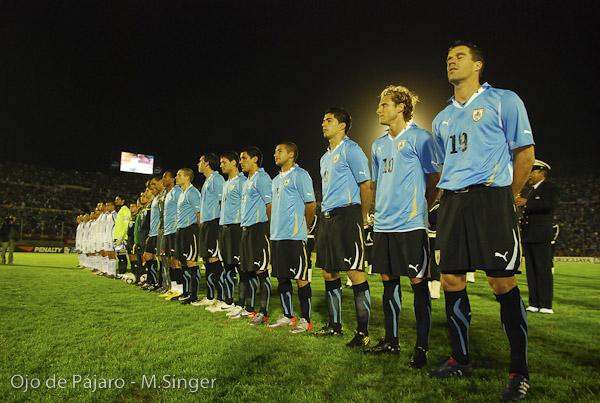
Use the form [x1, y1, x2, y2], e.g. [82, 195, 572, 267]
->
[75, 41, 536, 401]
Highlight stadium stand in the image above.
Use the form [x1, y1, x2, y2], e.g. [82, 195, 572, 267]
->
[0, 163, 597, 256]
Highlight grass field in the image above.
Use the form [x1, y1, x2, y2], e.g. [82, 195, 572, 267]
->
[1, 253, 599, 402]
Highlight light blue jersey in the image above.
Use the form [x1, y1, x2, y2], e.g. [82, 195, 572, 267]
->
[200, 171, 225, 223]
[240, 168, 272, 227]
[149, 195, 161, 237]
[372, 123, 440, 232]
[432, 83, 534, 190]
[163, 185, 182, 235]
[220, 173, 246, 225]
[176, 185, 201, 229]
[271, 164, 316, 241]
[320, 137, 370, 212]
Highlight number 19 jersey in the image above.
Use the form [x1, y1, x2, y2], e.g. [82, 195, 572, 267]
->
[432, 83, 535, 191]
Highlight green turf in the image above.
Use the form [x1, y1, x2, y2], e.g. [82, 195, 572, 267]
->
[1, 254, 599, 402]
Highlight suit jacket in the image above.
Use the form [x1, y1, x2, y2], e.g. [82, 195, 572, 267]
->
[521, 180, 559, 243]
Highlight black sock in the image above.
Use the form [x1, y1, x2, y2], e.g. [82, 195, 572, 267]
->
[225, 264, 237, 305]
[496, 287, 529, 377]
[130, 260, 138, 276]
[174, 268, 183, 285]
[182, 267, 191, 296]
[208, 261, 225, 301]
[444, 289, 471, 364]
[169, 267, 175, 287]
[150, 260, 160, 285]
[258, 271, 271, 315]
[246, 272, 258, 312]
[117, 255, 127, 274]
[157, 260, 163, 286]
[238, 271, 248, 307]
[383, 279, 401, 345]
[412, 281, 431, 350]
[205, 264, 215, 300]
[190, 266, 199, 300]
[278, 278, 294, 318]
[325, 279, 342, 331]
[352, 281, 371, 335]
[298, 283, 312, 322]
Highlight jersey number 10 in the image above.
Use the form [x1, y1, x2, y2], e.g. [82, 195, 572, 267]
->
[449, 132, 468, 154]
[382, 158, 394, 174]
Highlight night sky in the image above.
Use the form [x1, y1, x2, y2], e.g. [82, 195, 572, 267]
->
[1, 1, 599, 179]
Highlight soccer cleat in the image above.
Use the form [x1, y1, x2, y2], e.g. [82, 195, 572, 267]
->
[219, 302, 238, 312]
[346, 331, 370, 348]
[526, 306, 539, 313]
[366, 339, 399, 355]
[155, 287, 167, 294]
[409, 346, 428, 369]
[196, 297, 215, 306]
[206, 301, 227, 312]
[267, 316, 296, 328]
[180, 297, 196, 305]
[500, 373, 530, 401]
[539, 308, 554, 314]
[190, 300, 205, 306]
[248, 313, 268, 326]
[177, 294, 191, 302]
[290, 318, 312, 334]
[226, 306, 243, 316]
[158, 290, 172, 297]
[314, 325, 343, 337]
[229, 309, 250, 319]
[165, 292, 181, 300]
[427, 356, 473, 378]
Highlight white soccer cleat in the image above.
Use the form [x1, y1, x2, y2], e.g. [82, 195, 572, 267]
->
[539, 308, 554, 314]
[290, 318, 313, 334]
[267, 316, 296, 328]
[229, 308, 250, 319]
[526, 306, 539, 313]
[196, 297, 215, 306]
[206, 301, 226, 312]
[219, 302, 238, 312]
[226, 306, 244, 317]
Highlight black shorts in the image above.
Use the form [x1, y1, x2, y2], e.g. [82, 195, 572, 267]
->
[145, 236, 157, 254]
[175, 223, 199, 263]
[271, 240, 310, 280]
[219, 224, 241, 265]
[126, 239, 134, 255]
[315, 204, 364, 273]
[198, 219, 220, 260]
[240, 222, 270, 272]
[436, 186, 521, 278]
[372, 229, 429, 278]
[164, 233, 176, 257]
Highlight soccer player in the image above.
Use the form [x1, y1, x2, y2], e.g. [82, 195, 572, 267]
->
[234, 146, 272, 324]
[427, 41, 535, 402]
[267, 142, 317, 333]
[215, 151, 246, 314]
[315, 107, 373, 348]
[160, 170, 184, 300]
[102, 201, 117, 277]
[144, 176, 164, 291]
[127, 202, 140, 276]
[175, 168, 202, 304]
[113, 195, 131, 275]
[367, 85, 440, 368]
[195, 153, 227, 311]
[134, 192, 152, 284]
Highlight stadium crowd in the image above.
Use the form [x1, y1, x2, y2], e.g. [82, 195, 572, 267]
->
[1, 164, 597, 256]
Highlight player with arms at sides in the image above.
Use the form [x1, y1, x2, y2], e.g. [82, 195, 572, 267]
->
[160, 170, 184, 300]
[267, 142, 317, 333]
[427, 41, 535, 402]
[196, 153, 227, 310]
[174, 168, 202, 304]
[234, 147, 272, 324]
[367, 85, 440, 368]
[214, 152, 247, 314]
[315, 107, 373, 348]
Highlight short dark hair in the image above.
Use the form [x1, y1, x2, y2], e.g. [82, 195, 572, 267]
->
[220, 151, 240, 165]
[325, 107, 352, 134]
[449, 40, 485, 79]
[201, 153, 220, 171]
[241, 146, 263, 167]
[162, 170, 175, 179]
[279, 142, 299, 161]
[150, 175, 162, 183]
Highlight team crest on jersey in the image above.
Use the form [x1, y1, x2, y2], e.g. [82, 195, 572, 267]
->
[283, 178, 290, 187]
[333, 154, 340, 164]
[435, 250, 441, 265]
[397, 140, 407, 151]
[472, 108, 484, 122]
[229, 184, 235, 190]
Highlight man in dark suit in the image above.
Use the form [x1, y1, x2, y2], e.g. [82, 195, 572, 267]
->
[515, 160, 559, 314]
